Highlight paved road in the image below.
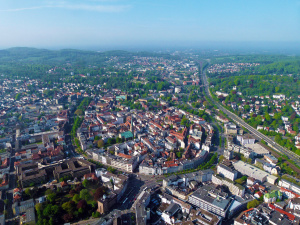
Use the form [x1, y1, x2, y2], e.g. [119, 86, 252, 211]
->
[116, 176, 144, 211]
[5, 130, 18, 225]
[200, 70, 300, 165]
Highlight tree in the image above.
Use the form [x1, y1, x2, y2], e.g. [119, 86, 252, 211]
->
[75, 185, 83, 193]
[15, 93, 21, 100]
[35, 203, 43, 212]
[275, 135, 282, 143]
[78, 207, 84, 214]
[247, 199, 260, 209]
[45, 189, 54, 196]
[75, 109, 83, 116]
[25, 188, 32, 197]
[89, 200, 98, 210]
[290, 112, 297, 121]
[43, 204, 59, 218]
[62, 201, 76, 214]
[244, 105, 250, 112]
[116, 137, 122, 143]
[47, 193, 57, 203]
[176, 152, 182, 158]
[107, 166, 116, 173]
[92, 211, 101, 218]
[241, 176, 247, 181]
[69, 189, 77, 197]
[265, 113, 271, 122]
[82, 179, 90, 188]
[77, 199, 88, 210]
[80, 189, 91, 201]
[63, 214, 73, 223]
[94, 186, 106, 200]
[31, 186, 39, 198]
[180, 117, 189, 126]
[109, 150, 115, 155]
[72, 194, 81, 203]
[51, 205, 60, 217]
[97, 140, 104, 148]
[293, 124, 299, 133]
[235, 178, 246, 185]
[219, 155, 224, 162]
[107, 138, 116, 145]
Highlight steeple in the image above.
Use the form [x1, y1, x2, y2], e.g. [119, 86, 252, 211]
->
[130, 116, 134, 133]
[130, 116, 134, 139]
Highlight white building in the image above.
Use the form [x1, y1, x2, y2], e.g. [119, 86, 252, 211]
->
[233, 161, 277, 184]
[288, 198, 300, 211]
[237, 135, 255, 145]
[217, 164, 238, 181]
[161, 203, 181, 224]
[278, 179, 300, 195]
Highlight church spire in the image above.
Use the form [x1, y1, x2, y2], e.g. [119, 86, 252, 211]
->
[130, 116, 134, 139]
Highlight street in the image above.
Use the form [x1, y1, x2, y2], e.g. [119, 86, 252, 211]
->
[200, 68, 300, 165]
[116, 176, 144, 210]
[5, 129, 18, 225]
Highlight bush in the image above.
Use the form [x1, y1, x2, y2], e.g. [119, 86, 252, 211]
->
[92, 211, 101, 218]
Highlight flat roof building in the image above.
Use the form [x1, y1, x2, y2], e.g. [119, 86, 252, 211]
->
[188, 186, 232, 218]
[233, 161, 277, 184]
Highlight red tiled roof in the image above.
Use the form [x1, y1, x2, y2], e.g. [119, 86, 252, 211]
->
[268, 204, 295, 221]
[60, 181, 68, 187]
[117, 153, 132, 159]
[165, 163, 178, 167]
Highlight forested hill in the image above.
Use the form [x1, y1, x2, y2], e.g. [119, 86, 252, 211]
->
[0, 47, 122, 65]
[0, 47, 178, 65]
[211, 54, 300, 64]
[253, 61, 300, 75]
[209, 55, 300, 78]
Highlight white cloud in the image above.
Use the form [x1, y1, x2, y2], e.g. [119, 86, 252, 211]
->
[0, 3, 130, 13]
[0, 6, 51, 12]
[62, 4, 130, 12]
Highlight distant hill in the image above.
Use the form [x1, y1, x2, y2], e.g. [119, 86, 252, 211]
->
[0, 47, 131, 65]
[0, 47, 177, 66]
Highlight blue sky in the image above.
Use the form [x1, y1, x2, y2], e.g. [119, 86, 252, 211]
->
[0, 0, 299, 49]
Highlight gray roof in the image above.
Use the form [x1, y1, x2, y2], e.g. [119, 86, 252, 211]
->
[191, 187, 230, 210]
[164, 203, 181, 216]
[218, 163, 235, 173]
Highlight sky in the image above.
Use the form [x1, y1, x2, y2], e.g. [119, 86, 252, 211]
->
[0, 0, 299, 50]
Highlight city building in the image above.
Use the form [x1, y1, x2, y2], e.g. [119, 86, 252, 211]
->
[233, 161, 278, 184]
[217, 162, 238, 181]
[188, 186, 232, 218]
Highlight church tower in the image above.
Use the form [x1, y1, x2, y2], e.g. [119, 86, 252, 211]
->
[130, 116, 134, 133]
[130, 116, 134, 139]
